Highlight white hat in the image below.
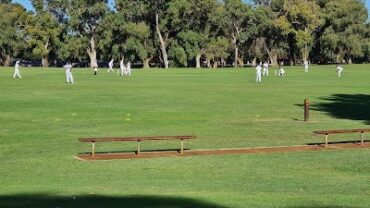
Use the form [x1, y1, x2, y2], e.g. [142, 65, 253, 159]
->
[16, 61, 20, 64]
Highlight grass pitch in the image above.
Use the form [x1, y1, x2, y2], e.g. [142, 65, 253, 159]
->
[0, 65, 370, 207]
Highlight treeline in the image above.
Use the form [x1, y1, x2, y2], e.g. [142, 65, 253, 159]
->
[0, 0, 369, 68]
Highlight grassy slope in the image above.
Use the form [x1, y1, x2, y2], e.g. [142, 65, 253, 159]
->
[0, 65, 369, 208]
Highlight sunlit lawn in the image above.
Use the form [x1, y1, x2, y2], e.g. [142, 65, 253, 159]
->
[0, 64, 369, 208]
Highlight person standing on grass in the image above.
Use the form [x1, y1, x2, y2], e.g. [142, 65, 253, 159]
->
[120, 59, 125, 76]
[64, 62, 74, 84]
[336, 64, 344, 77]
[93, 61, 98, 75]
[279, 66, 285, 76]
[263, 61, 269, 76]
[256, 63, 262, 83]
[127, 61, 131, 76]
[304, 61, 309, 72]
[13, 61, 22, 79]
[108, 59, 114, 72]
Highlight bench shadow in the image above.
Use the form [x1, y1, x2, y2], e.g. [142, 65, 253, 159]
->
[306, 140, 370, 146]
[309, 94, 370, 125]
[0, 193, 229, 208]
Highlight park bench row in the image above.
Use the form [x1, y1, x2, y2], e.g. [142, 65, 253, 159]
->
[79, 135, 196, 157]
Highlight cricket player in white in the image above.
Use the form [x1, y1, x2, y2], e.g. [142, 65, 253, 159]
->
[120, 59, 125, 76]
[93, 62, 98, 75]
[127, 61, 131, 76]
[108, 59, 114, 72]
[279, 67, 285, 76]
[304, 61, 309, 72]
[256, 63, 262, 83]
[13, 61, 22, 78]
[64, 62, 73, 84]
[262, 61, 269, 76]
[336, 65, 344, 77]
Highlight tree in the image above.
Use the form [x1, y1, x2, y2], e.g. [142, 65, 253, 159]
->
[320, 0, 368, 63]
[0, 3, 29, 66]
[25, 0, 62, 67]
[68, 0, 109, 67]
[113, 0, 155, 68]
[224, 0, 256, 67]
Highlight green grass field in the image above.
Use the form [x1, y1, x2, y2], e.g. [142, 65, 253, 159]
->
[0, 65, 369, 208]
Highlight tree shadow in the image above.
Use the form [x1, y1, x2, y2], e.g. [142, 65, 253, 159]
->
[0, 193, 229, 208]
[310, 94, 370, 125]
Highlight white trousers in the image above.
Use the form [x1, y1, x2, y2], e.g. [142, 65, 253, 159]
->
[108, 66, 114, 72]
[263, 68, 269, 76]
[305, 66, 308, 72]
[256, 72, 262, 83]
[66, 71, 74, 83]
[13, 69, 21, 78]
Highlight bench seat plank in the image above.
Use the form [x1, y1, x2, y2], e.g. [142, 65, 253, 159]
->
[314, 129, 370, 135]
[80, 135, 196, 143]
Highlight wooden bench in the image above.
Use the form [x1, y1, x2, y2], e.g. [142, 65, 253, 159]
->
[79, 135, 196, 157]
[313, 129, 370, 147]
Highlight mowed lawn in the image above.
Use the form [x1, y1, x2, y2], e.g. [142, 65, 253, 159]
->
[0, 65, 369, 208]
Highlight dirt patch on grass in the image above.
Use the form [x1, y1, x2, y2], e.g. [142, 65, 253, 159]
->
[77, 142, 370, 161]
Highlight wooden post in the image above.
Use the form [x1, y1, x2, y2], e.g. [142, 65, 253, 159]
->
[361, 132, 364, 146]
[304, 99, 309, 122]
[137, 140, 141, 155]
[180, 139, 184, 154]
[92, 142, 95, 157]
[325, 134, 328, 148]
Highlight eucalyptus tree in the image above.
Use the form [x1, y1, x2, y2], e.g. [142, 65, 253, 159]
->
[0, 2, 30, 66]
[320, 0, 368, 63]
[25, 0, 63, 67]
[114, 0, 155, 68]
[223, 0, 256, 67]
[67, 0, 109, 67]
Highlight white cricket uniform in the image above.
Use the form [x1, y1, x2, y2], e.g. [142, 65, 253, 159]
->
[120, 60, 126, 76]
[256, 65, 262, 83]
[336, 66, 343, 77]
[65, 64, 74, 83]
[127, 62, 131, 76]
[13, 62, 21, 78]
[279, 68, 285, 76]
[263, 62, 269, 76]
[108, 60, 114, 72]
[304, 61, 309, 72]
[93, 62, 98, 75]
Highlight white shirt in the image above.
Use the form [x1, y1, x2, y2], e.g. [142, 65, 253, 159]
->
[256, 65, 262, 73]
[64, 64, 72, 72]
[109, 60, 113, 68]
[15, 63, 19, 71]
[263, 63, 268, 68]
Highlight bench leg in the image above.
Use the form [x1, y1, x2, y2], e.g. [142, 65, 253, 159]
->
[180, 139, 184, 154]
[325, 134, 328, 148]
[92, 142, 95, 157]
[137, 140, 141, 155]
[361, 132, 364, 146]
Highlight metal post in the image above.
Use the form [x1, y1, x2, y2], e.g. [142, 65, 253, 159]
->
[304, 99, 309, 122]
[92, 142, 95, 157]
[137, 140, 141, 155]
[180, 139, 184, 154]
[361, 132, 364, 146]
[325, 134, 328, 148]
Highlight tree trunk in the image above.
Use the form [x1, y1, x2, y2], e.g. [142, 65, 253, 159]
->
[252, 57, 257, 66]
[3, 55, 11, 66]
[87, 36, 97, 67]
[196, 53, 201, 68]
[234, 46, 238, 68]
[155, 13, 169, 69]
[143, 58, 150, 69]
[213, 59, 218, 68]
[348, 57, 352, 64]
[301, 45, 309, 63]
[42, 56, 49, 67]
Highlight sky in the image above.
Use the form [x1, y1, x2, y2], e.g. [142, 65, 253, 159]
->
[11, 0, 370, 17]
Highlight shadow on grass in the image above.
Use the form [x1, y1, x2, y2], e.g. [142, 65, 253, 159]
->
[309, 94, 370, 125]
[0, 194, 228, 208]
